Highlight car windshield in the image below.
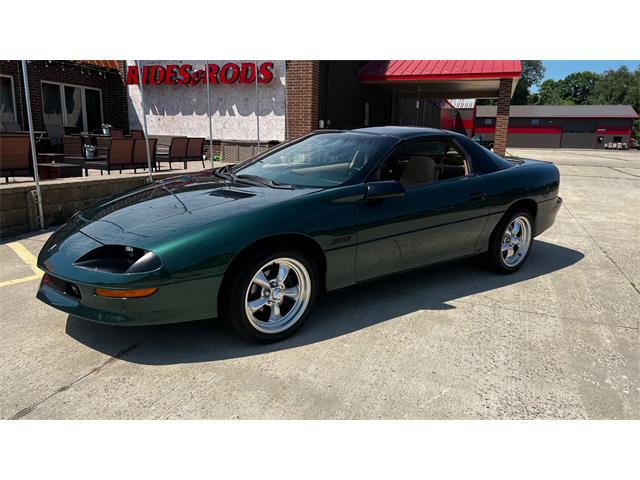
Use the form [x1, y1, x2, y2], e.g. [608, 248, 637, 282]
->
[233, 132, 396, 188]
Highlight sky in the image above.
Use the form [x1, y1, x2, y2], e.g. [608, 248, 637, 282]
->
[541, 60, 639, 81]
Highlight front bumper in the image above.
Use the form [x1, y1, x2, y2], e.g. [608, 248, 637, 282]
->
[36, 274, 222, 326]
[36, 221, 223, 326]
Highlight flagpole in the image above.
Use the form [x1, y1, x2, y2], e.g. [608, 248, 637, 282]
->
[21, 61, 44, 229]
[136, 60, 153, 182]
[205, 60, 214, 168]
[254, 60, 260, 150]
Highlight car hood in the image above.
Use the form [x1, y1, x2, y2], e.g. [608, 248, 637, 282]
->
[73, 172, 319, 248]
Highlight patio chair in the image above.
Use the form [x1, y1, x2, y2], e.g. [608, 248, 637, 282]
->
[95, 136, 112, 157]
[132, 138, 157, 171]
[62, 135, 86, 166]
[130, 129, 144, 139]
[84, 138, 135, 175]
[164, 137, 188, 170]
[0, 135, 32, 182]
[186, 137, 206, 168]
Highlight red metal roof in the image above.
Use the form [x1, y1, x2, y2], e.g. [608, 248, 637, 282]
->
[358, 60, 522, 82]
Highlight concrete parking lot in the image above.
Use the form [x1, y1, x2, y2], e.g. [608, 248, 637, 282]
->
[1, 148, 638, 419]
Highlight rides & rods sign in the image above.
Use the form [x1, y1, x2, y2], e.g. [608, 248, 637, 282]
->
[126, 62, 275, 86]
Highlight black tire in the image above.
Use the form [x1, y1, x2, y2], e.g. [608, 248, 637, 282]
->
[487, 209, 535, 274]
[220, 245, 319, 343]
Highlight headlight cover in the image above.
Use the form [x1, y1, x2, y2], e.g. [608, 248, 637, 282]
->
[74, 245, 162, 274]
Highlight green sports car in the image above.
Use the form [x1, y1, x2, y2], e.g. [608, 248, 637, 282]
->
[37, 127, 562, 342]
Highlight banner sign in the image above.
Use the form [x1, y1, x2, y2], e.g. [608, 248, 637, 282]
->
[127, 62, 275, 86]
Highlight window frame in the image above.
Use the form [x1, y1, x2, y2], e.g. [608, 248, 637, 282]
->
[366, 136, 475, 188]
[40, 80, 103, 132]
[0, 74, 18, 123]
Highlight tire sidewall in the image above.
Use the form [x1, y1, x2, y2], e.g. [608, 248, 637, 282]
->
[490, 209, 534, 274]
[222, 246, 319, 343]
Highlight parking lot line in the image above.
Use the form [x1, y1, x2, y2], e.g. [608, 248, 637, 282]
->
[0, 242, 43, 288]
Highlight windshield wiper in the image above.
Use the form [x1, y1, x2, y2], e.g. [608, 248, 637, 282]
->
[235, 174, 294, 189]
[213, 166, 293, 189]
[213, 164, 234, 180]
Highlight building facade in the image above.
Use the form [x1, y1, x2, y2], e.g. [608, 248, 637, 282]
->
[0, 60, 128, 134]
[5, 60, 635, 154]
[473, 105, 639, 149]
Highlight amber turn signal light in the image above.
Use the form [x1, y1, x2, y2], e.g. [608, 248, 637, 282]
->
[95, 287, 158, 298]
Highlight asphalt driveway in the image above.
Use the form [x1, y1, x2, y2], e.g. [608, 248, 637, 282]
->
[1, 148, 638, 419]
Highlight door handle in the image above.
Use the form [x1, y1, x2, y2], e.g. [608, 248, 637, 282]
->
[469, 192, 486, 201]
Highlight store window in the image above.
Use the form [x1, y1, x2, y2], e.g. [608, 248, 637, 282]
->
[483, 118, 493, 125]
[531, 119, 540, 125]
[0, 74, 17, 124]
[41, 81, 102, 132]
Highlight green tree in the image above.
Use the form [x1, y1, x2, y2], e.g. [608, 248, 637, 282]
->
[511, 60, 546, 105]
[537, 79, 567, 104]
[562, 71, 600, 104]
[588, 65, 640, 110]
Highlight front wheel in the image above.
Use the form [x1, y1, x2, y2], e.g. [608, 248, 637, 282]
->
[220, 246, 318, 343]
[487, 210, 534, 273]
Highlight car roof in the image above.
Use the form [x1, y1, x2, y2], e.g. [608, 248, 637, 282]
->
[349, 126, 450, 139]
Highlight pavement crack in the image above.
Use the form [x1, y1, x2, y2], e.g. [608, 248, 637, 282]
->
[562, 203, 640, 297]
[608, 167, 640, 178]
[8, 338, 149, 420]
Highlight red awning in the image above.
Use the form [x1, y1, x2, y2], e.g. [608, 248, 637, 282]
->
[358, 60, 522, 82]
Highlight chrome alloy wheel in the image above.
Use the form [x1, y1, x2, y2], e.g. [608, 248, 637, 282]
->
[244, 257, 311, 334]
[501, 216, 532, 267]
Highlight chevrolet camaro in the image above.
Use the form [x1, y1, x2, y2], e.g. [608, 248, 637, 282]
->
[37, 127, 562, 342]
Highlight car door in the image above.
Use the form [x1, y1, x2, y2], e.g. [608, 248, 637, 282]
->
[355, 137, 489, 282]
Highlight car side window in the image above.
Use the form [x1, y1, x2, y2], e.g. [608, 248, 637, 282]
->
[376, 139, 470, 188]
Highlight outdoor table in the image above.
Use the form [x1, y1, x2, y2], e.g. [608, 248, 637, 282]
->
[37, 162, 84, 180]
[38, 153, 66, 163]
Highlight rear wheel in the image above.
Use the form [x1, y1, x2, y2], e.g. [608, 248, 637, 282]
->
[220, 246, 318, 343]
[487, 210, 534, 273]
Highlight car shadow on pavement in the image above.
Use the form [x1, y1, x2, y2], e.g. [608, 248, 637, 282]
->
[65, 240, 584, 365]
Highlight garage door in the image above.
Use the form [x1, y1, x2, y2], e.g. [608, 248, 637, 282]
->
[561, 121, 596, 149]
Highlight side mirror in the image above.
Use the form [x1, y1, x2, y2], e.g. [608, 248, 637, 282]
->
[365, 181, 405, 201]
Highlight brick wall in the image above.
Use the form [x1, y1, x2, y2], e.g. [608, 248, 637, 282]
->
[0, 60, 129, 132]
[493, 77, 513, 156]
[285, 61, 320, 139]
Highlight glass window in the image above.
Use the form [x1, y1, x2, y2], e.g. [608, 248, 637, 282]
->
[531, 119, 540, 125]
[85, 88, 102, 132]
[41, 82, 102, 132]
[483, 118, 493, 125]
[64, 85, 83, 130]
[42, 82, 63, 126]
[377, 139, 469, 188]
[0, 76, 16, 124]
[234, 133, 396, 188]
